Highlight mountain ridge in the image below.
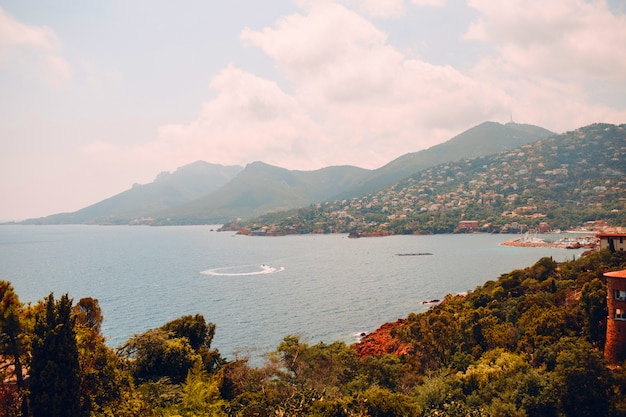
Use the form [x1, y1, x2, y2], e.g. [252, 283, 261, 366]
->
[228, 123, 625, 235]
[333, 121, 554, 200]
[21, 161, 243, 225]
[16, 120, 555, 225]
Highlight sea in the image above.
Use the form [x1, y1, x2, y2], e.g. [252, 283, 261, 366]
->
[0, 225, 586, 361]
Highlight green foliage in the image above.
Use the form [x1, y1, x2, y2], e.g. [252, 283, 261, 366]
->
[149, 363, 227, 417]
[122, 328, 202, 384]
[30, 293, 82, 417]
[73, 297, 138, 416]
[120, 315, 224, 384]
[0, 281, 29, 417]
[553, 339, 612, 417]
[580, 278, 607, 346]
[4, 248, 626, 416]
[236, 123, 626, 235]
[161, 314, 224, 372]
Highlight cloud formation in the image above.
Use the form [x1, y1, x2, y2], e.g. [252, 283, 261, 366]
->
[0, 7, 72, 86]
[0, 8, 58, 53]
[465, 0, 626, 129]
[157, 1, 511, 170]
[2, 0, 626, 219]
[465, 0, 626, 79]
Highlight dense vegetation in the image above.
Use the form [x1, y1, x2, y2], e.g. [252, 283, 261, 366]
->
[226, 123, 626, 235]
[2, 249, 626, 416]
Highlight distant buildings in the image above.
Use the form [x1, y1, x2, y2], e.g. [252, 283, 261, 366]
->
[458, 220, 479, 231]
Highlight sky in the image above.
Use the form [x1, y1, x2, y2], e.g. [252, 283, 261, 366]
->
[1, 0, 625, 221]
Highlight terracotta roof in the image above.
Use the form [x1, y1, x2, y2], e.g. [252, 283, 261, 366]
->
[598, 233, 626, 237]
[604, 270, 626, 279]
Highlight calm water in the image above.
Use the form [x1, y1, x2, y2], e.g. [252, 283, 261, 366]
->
[0, 225, 584, 359]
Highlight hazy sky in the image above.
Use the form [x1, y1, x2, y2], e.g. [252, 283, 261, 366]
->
[1, 0, 625, 221]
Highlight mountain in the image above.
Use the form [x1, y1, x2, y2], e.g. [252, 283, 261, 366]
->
[152, 162, 372, 224]
[157, 121, 553, 224]
[334, 121, 554, 199]
[23, 161, 243, 224]
[20, 120, 555, 226]
[228, 123, 626, 235]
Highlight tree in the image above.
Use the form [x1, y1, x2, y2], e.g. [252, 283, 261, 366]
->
[161, 314, 223, 372]
[168, 363, 227, 417]
[553, 339, 612, 417]
[0, 281, 28, 417]
[121, 328, 201, 384]
[579, 278, 607, 347]
[30, 293, 81, 417]
[72, 297, 136, 416]
[73, 297, 103, 334]
[120, 315, 222, 384]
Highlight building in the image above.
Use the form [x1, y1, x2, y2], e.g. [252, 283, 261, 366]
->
[538, 222, 551, 233]
[598, 233, 626, 252]
[458, 220, 479, 231]
[604, 270, 626, 364]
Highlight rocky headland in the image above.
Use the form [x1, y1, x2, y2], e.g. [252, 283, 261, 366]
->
[353, 319, 412, 359]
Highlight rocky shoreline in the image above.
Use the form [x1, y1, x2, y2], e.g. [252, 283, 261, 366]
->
[353, 319, 412, 359]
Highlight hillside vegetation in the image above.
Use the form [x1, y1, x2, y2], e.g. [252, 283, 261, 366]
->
[226, 123, 626, 235]
[2, 250, 626, 416]
[153, 163, 372, 225]
[335, 121, 553, 200]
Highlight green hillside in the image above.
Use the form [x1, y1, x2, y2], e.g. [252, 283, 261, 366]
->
[227, 123, 626, 235]
[17, 121, 554, 226]
[153, 162, 372, 224]
[334, 121, 553, 200]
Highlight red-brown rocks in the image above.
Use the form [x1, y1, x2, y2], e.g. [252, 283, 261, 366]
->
[353, 319, 412, 359]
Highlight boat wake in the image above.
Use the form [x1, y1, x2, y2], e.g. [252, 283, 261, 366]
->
[201, 264, 285, 277]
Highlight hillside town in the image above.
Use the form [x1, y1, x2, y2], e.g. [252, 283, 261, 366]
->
[226, 124, 626, 238]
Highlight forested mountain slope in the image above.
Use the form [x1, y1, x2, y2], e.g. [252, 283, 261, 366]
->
[153, 162, 372, 224]
[335, 121, 553, 200]
[16, 121, 553, 226]
[227, 123, 626, 235]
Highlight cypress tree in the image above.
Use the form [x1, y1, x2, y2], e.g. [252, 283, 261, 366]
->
[29, 293, 81, 417]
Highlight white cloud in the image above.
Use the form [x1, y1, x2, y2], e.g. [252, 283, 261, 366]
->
[411, 0, 445, 6]
[0, 7, 72, 85]
[95, 0, 626, 177]
[348, 0, 406, 17]
[154, 1, 512, 170]
[345, 0, 444, 17]
[465, 0, 626, 80]
[464, 0, 626, 131]
[40, 54, 74, 87]
[156, 65, 321, 169]
[0, 8, 58, 53]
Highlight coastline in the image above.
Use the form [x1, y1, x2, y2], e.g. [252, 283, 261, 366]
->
[500, 234, 596, 249]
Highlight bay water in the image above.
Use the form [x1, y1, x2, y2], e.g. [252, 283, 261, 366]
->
[0, 225, 585, 360]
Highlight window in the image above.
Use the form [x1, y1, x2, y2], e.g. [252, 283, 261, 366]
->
[615, 290, 626, 301]
[616, 309, 626, 320]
